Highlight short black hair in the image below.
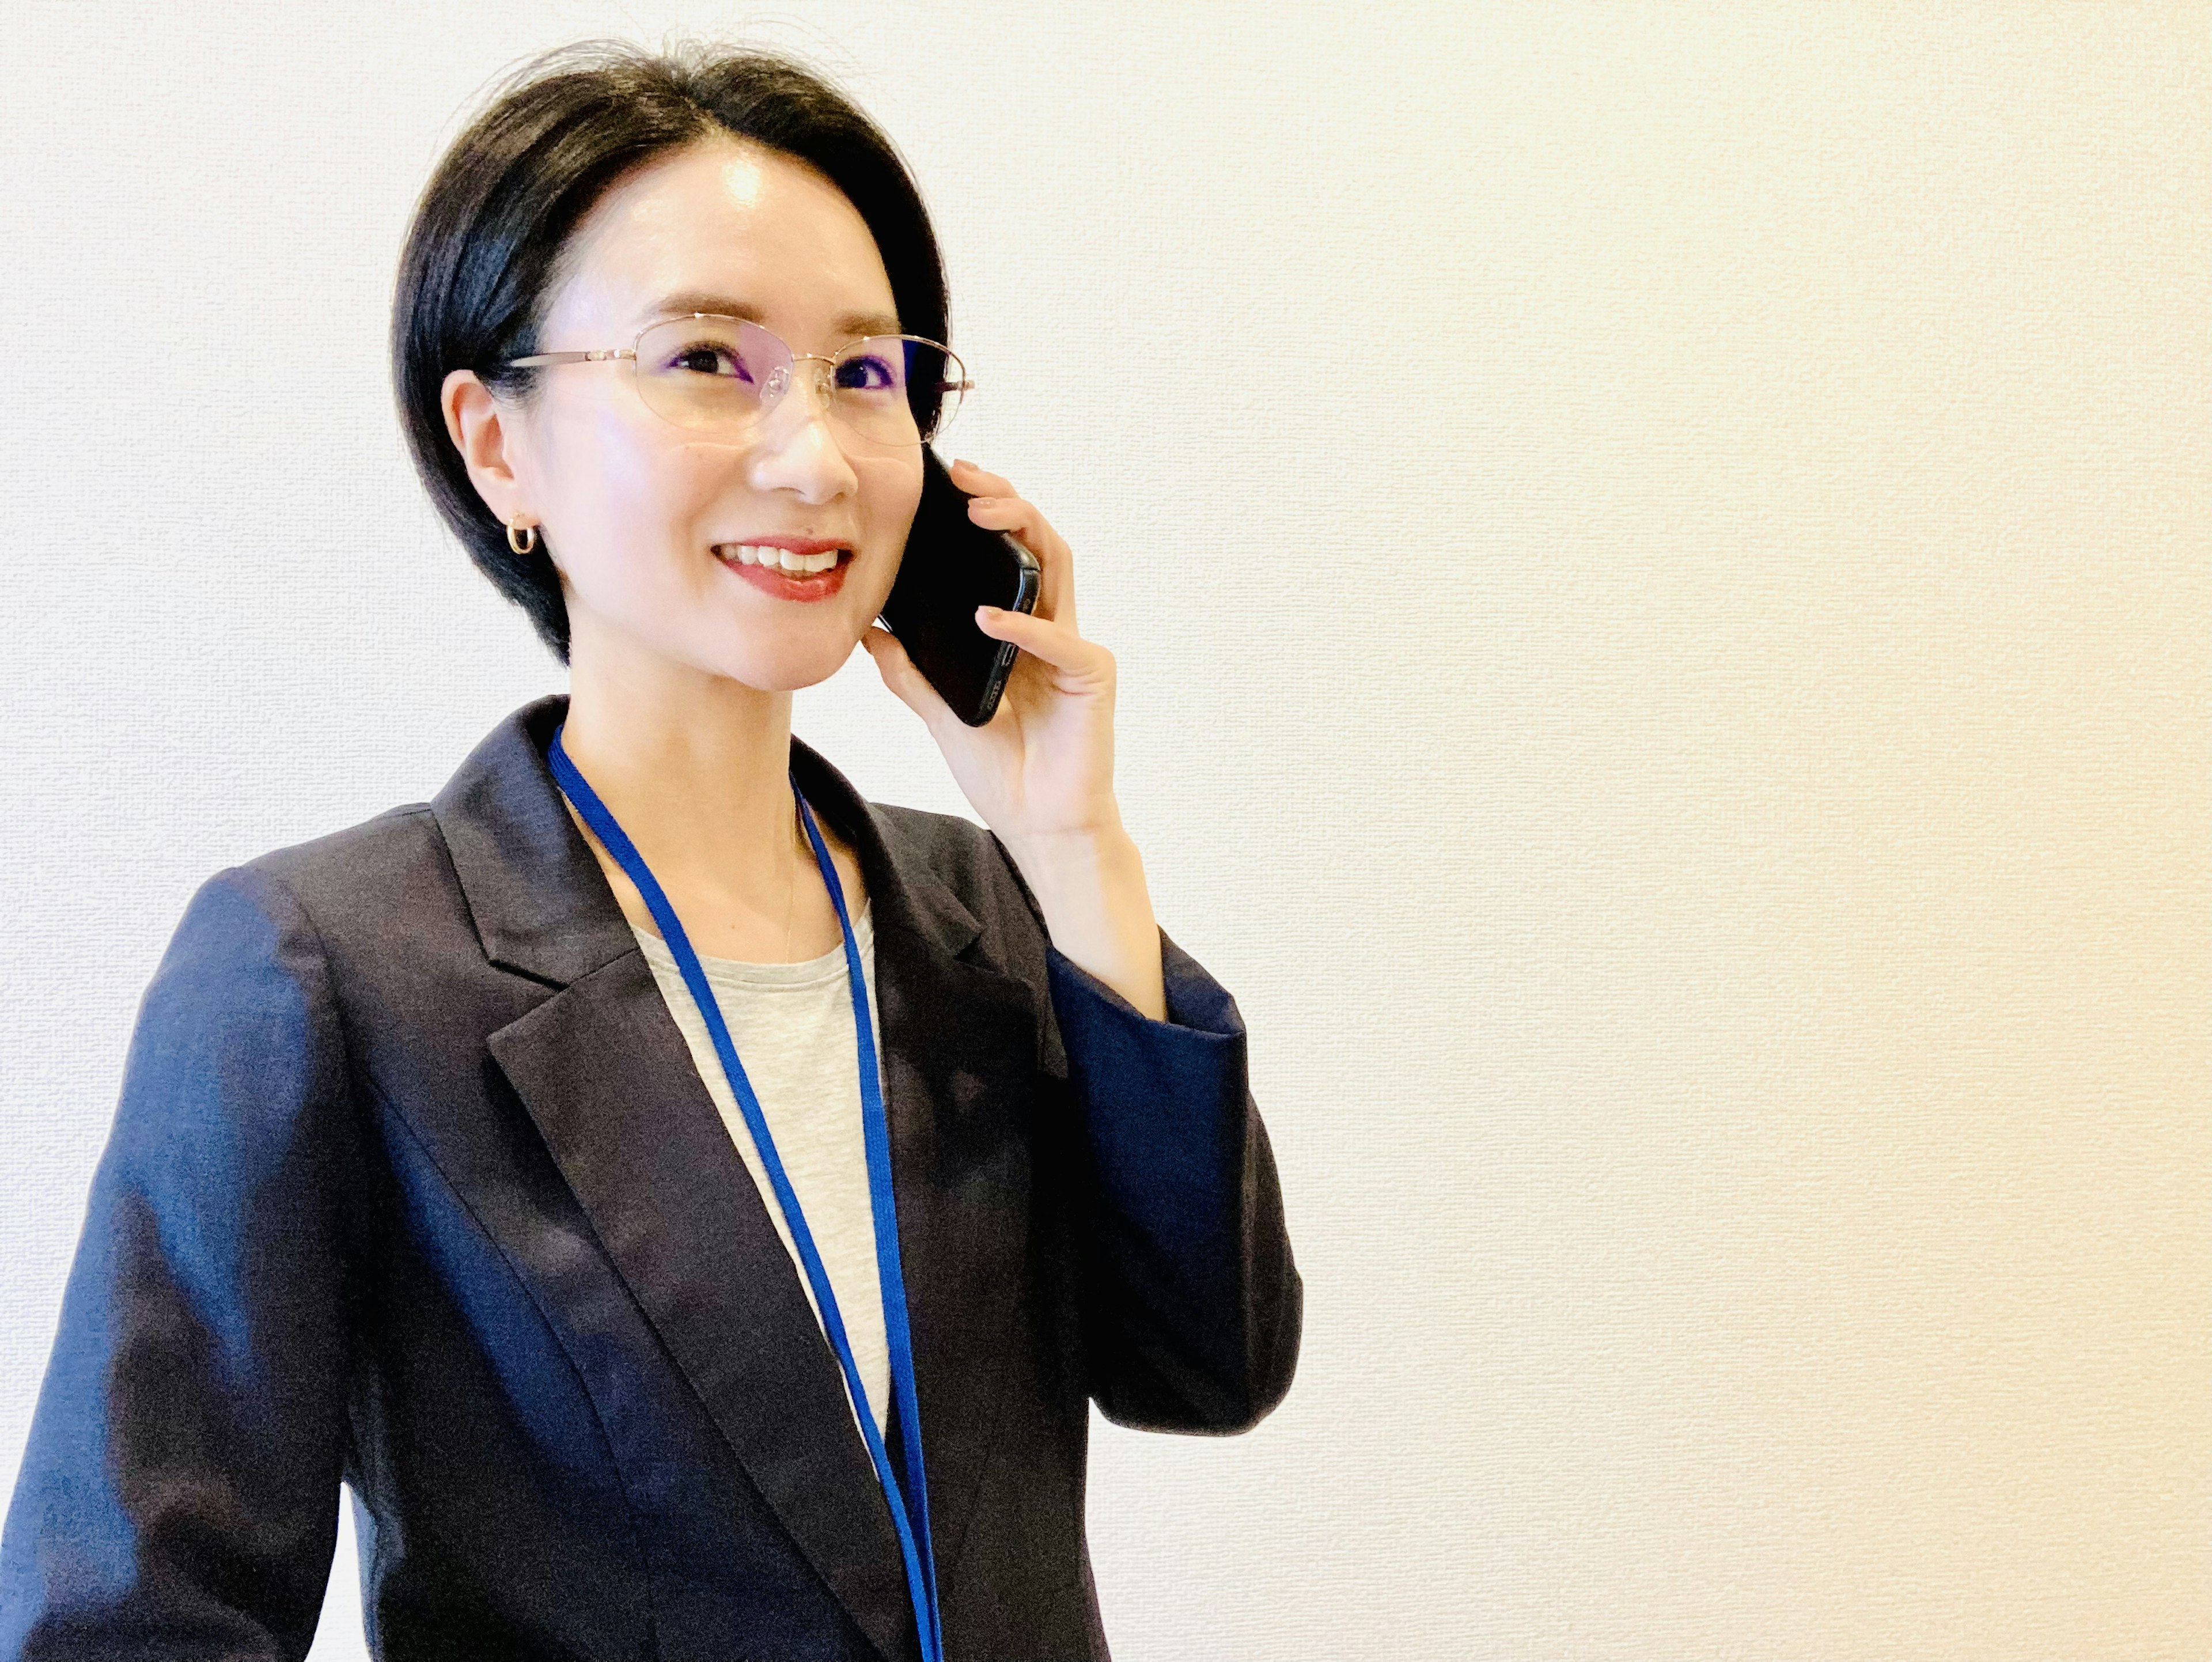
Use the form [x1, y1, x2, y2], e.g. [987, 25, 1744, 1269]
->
[391, 40, 949, 664]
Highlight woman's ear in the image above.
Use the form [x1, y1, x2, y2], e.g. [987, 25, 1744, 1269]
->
[441, 368, 531, 526]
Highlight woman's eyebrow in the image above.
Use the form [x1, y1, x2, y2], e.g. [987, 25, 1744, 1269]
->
[642, 292, 902, 337]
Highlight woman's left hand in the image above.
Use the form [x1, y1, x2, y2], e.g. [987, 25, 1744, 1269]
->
[861, 457, 1120, 848]
[862, 457, 1167, 1019]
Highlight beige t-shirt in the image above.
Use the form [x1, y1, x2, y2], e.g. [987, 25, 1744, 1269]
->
[633, 907, 890, 1447]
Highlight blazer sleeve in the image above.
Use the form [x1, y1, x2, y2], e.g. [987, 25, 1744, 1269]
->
[1043, 930, 1304, 1434]
[0, 866, 363, 1661]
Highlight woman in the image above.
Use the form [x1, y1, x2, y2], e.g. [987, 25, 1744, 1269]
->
[0, 40, 1300, 1662]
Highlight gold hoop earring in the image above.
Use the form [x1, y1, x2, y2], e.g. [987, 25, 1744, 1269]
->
[506, 521, 539, 555]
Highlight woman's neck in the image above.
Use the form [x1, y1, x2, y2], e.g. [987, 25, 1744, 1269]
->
[557, 640, 799, 907]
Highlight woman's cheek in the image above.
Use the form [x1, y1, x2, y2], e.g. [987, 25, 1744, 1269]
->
[866, 470, 922, 611]
[863, 452, 925, 549]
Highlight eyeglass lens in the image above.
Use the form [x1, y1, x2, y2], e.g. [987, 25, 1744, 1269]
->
[632, 316, 961, 446]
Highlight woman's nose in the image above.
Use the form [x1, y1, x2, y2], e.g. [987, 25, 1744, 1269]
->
[747, 366, 857, 500]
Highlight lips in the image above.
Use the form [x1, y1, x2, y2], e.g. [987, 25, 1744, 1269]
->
[714, 543, 852, 603]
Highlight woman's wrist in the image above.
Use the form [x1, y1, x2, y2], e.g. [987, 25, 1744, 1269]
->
[998, 821, 1168, 1022]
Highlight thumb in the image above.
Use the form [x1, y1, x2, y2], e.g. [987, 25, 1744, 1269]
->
[862, 625, 953, 728]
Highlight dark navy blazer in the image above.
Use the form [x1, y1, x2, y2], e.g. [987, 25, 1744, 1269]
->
[0, 694, 1301, 1661]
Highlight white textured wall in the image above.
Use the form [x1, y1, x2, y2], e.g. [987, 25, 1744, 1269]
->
[2, 3, 2205, 1657]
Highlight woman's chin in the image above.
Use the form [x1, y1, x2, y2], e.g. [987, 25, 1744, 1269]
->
[572, 593, 873, 696]
[699, 631, 866, 696]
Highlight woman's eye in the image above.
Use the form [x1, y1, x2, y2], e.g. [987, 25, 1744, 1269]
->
[834, 354, 898, 391]
[670, 344, 753, 381]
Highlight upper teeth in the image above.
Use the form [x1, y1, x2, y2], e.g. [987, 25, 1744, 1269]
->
[721, 544, 842, 573]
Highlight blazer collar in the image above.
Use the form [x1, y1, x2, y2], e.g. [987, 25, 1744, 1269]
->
[431, 692, 983, 988]
[430, 693, 1033, 1662]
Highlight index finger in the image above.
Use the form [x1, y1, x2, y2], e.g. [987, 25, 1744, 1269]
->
[950, 457, 1015, 498]
[966, 492, 1074, 635]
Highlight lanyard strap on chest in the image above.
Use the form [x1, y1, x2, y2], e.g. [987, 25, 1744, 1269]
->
[548, 722, 945, 1662]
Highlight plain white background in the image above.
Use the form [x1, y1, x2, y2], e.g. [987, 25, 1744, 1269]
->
[2, 3, 2206, 1658]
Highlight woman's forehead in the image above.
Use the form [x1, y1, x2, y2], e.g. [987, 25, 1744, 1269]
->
[546, 135, 895, 335]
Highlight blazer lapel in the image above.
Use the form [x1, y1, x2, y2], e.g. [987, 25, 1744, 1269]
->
[435, 694, 1043, 1662]
[812, 756, 1040, 1595]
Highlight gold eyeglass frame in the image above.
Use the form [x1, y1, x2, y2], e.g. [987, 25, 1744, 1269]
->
[500, 312, 973, 446]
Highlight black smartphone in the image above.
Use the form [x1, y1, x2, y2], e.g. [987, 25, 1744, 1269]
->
[879, 446, 1043, 726]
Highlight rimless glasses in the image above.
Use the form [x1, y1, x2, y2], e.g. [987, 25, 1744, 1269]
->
[502, 314, 971, 449]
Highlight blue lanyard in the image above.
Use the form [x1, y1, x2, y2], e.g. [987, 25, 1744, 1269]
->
[547, 724, 944, 1662]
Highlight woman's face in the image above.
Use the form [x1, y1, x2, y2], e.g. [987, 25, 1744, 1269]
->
[471, 135, 925, 692]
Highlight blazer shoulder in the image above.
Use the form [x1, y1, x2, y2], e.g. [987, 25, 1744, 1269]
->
[870, 801, 1050, 948]
[224, 801, 451, 938]
[866, 800, 1069, 1079]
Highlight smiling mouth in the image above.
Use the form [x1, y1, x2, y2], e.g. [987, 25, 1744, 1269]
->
[713, 543, 851, 574]
[713, 543, 854, 603]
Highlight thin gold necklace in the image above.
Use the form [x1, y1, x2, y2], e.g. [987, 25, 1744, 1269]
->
[782, 788, 800, 961]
